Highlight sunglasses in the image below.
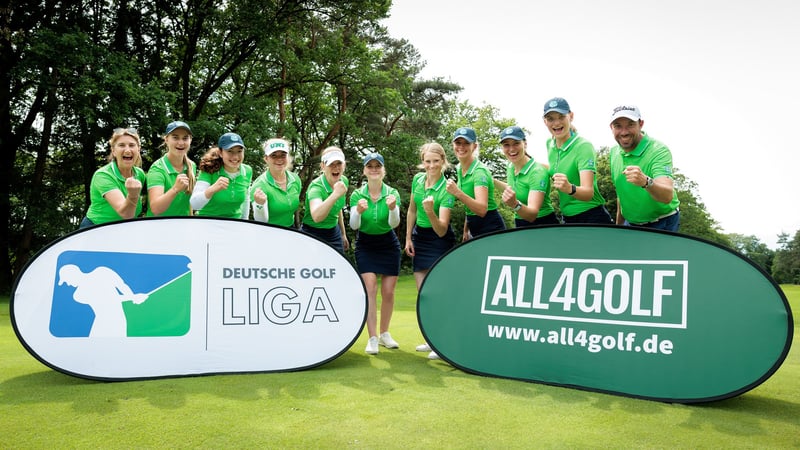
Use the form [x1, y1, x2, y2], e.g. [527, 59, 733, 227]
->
[113, 127, 139, 135]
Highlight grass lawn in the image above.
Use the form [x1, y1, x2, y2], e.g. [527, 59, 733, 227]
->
[1, 280, 798, 448]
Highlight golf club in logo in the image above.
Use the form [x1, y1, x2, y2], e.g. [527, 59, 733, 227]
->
[50, 250, 192, 338]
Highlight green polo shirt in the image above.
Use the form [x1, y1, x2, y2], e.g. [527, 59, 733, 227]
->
[86, 161, 146, 224]
[196, 164, 253, 218]
[547, 133, 606, 216]
[146, 155, 195, 217]
[456, 159, 498, 216]
[506, 158, 555, 220]
[410, 172, 455, 228]
[302, 174, 350, 229]
[610, 133, 680, 224]
[250, 170, 301, 227]
[349, 182, 401, 235]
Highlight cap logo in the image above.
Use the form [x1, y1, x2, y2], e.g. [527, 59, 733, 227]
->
[613, 106, 637, 114]
[504, 127, 514, 134]
[549, 100, 559, 108]
[269, 142, 285, 149]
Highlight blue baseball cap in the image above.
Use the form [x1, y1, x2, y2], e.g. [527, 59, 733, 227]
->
[363, 152, 385, 166]
[164, 121, 192, 135]
[218, 132, 245, 150]
[543, 97, 571, 116]
[499, 126, 526, 142]
[452, 127, 477, 143]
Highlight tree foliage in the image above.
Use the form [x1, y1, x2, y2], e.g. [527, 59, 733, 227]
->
[1, 0, 462, 292]
[727, 233, 774, 274]
[3, 1, 798, 294]
[772, 231, 800, 284]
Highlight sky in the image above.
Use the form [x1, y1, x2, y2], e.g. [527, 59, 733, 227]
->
[382, 0, 800, 248]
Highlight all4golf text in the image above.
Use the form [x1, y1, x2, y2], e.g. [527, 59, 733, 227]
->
[487, 324, 674, 355]
[481, 257, 688, 328]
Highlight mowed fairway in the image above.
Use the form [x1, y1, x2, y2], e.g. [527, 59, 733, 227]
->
[1, 280, 798, 448]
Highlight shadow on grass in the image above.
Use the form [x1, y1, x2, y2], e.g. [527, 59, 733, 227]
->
[678, 394, 800, 437]
[0, 365, 324, 415]
[317, 345, 472, 394]
[321, 345, 624, 408]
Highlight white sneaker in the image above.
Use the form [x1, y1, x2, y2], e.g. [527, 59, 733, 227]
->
[379, 332, 399, 349]
[365, 336, 379, 355]
[428, 351, 440, 360]
[415, 343, 431, 352]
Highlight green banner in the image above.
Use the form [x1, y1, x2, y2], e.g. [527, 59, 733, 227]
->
[418, 225, 792, 403]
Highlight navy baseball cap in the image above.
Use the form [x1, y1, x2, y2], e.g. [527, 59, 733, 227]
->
[452, 127, 477, 143]
[543, 97, 571, 116]
[499, 126, 526, 142]
[363, 152, 385, 166]
[218, 132, 245, 150]
[164, 121, 192, 135]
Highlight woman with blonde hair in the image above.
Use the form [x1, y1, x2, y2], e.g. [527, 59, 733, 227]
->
[79, 127, 146, 228]
[350, 152, 402, 355]
[146, 121, 196, 216]
[300, 146, 350, 253]
[446, 127, 505, 240]
[543, 97, 612, 223]
[251, 137, 301, 227]
[404, 142, 456, 360]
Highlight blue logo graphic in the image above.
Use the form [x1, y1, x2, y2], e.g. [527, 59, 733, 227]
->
[50, 251, 192, 337]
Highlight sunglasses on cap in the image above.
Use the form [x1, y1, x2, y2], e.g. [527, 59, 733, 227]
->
[113, 127, 139, 135]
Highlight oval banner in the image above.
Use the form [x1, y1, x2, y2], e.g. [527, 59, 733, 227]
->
[417, 225, 793, 403]
[11, 217, 366, 380]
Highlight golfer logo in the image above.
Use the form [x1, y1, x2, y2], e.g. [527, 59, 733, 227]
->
[50, 251, 192, 338]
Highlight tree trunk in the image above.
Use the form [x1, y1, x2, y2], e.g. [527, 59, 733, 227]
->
[13, 75, 57, 275]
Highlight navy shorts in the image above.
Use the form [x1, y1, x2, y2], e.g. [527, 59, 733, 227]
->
[79, 216, 95, 229]
[466, 209, 506, 237]
[354, 231, 401, 275]
[514, 212, 560, 228]
[301, 223, 344, 254]
[412, 225, 456, 272]
[562, 205, 613, 224]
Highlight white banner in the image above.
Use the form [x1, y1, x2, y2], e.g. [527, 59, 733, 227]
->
[12, 217, 366, 380]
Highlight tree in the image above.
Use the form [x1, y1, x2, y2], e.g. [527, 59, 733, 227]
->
[726, 233, 774, 274]
[2, 0, 461, 292]
[772, 231, 800, 284]
[595, 147, 730, 246]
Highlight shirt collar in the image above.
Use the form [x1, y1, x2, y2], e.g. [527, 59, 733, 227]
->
[426, 174, 446, 191]
[622, 132, 651, 157]
[518, 157, 535, 175]
[552, 131, 578, 153]
[359, 182, 388, 198]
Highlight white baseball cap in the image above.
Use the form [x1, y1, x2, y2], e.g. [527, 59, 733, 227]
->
[610, 105, 642, 124]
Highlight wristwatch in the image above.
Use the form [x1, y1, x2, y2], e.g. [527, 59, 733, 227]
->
[513, 201, 523, 212]
[642, 176, 654, 189]
[569, 184, 577, 195]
